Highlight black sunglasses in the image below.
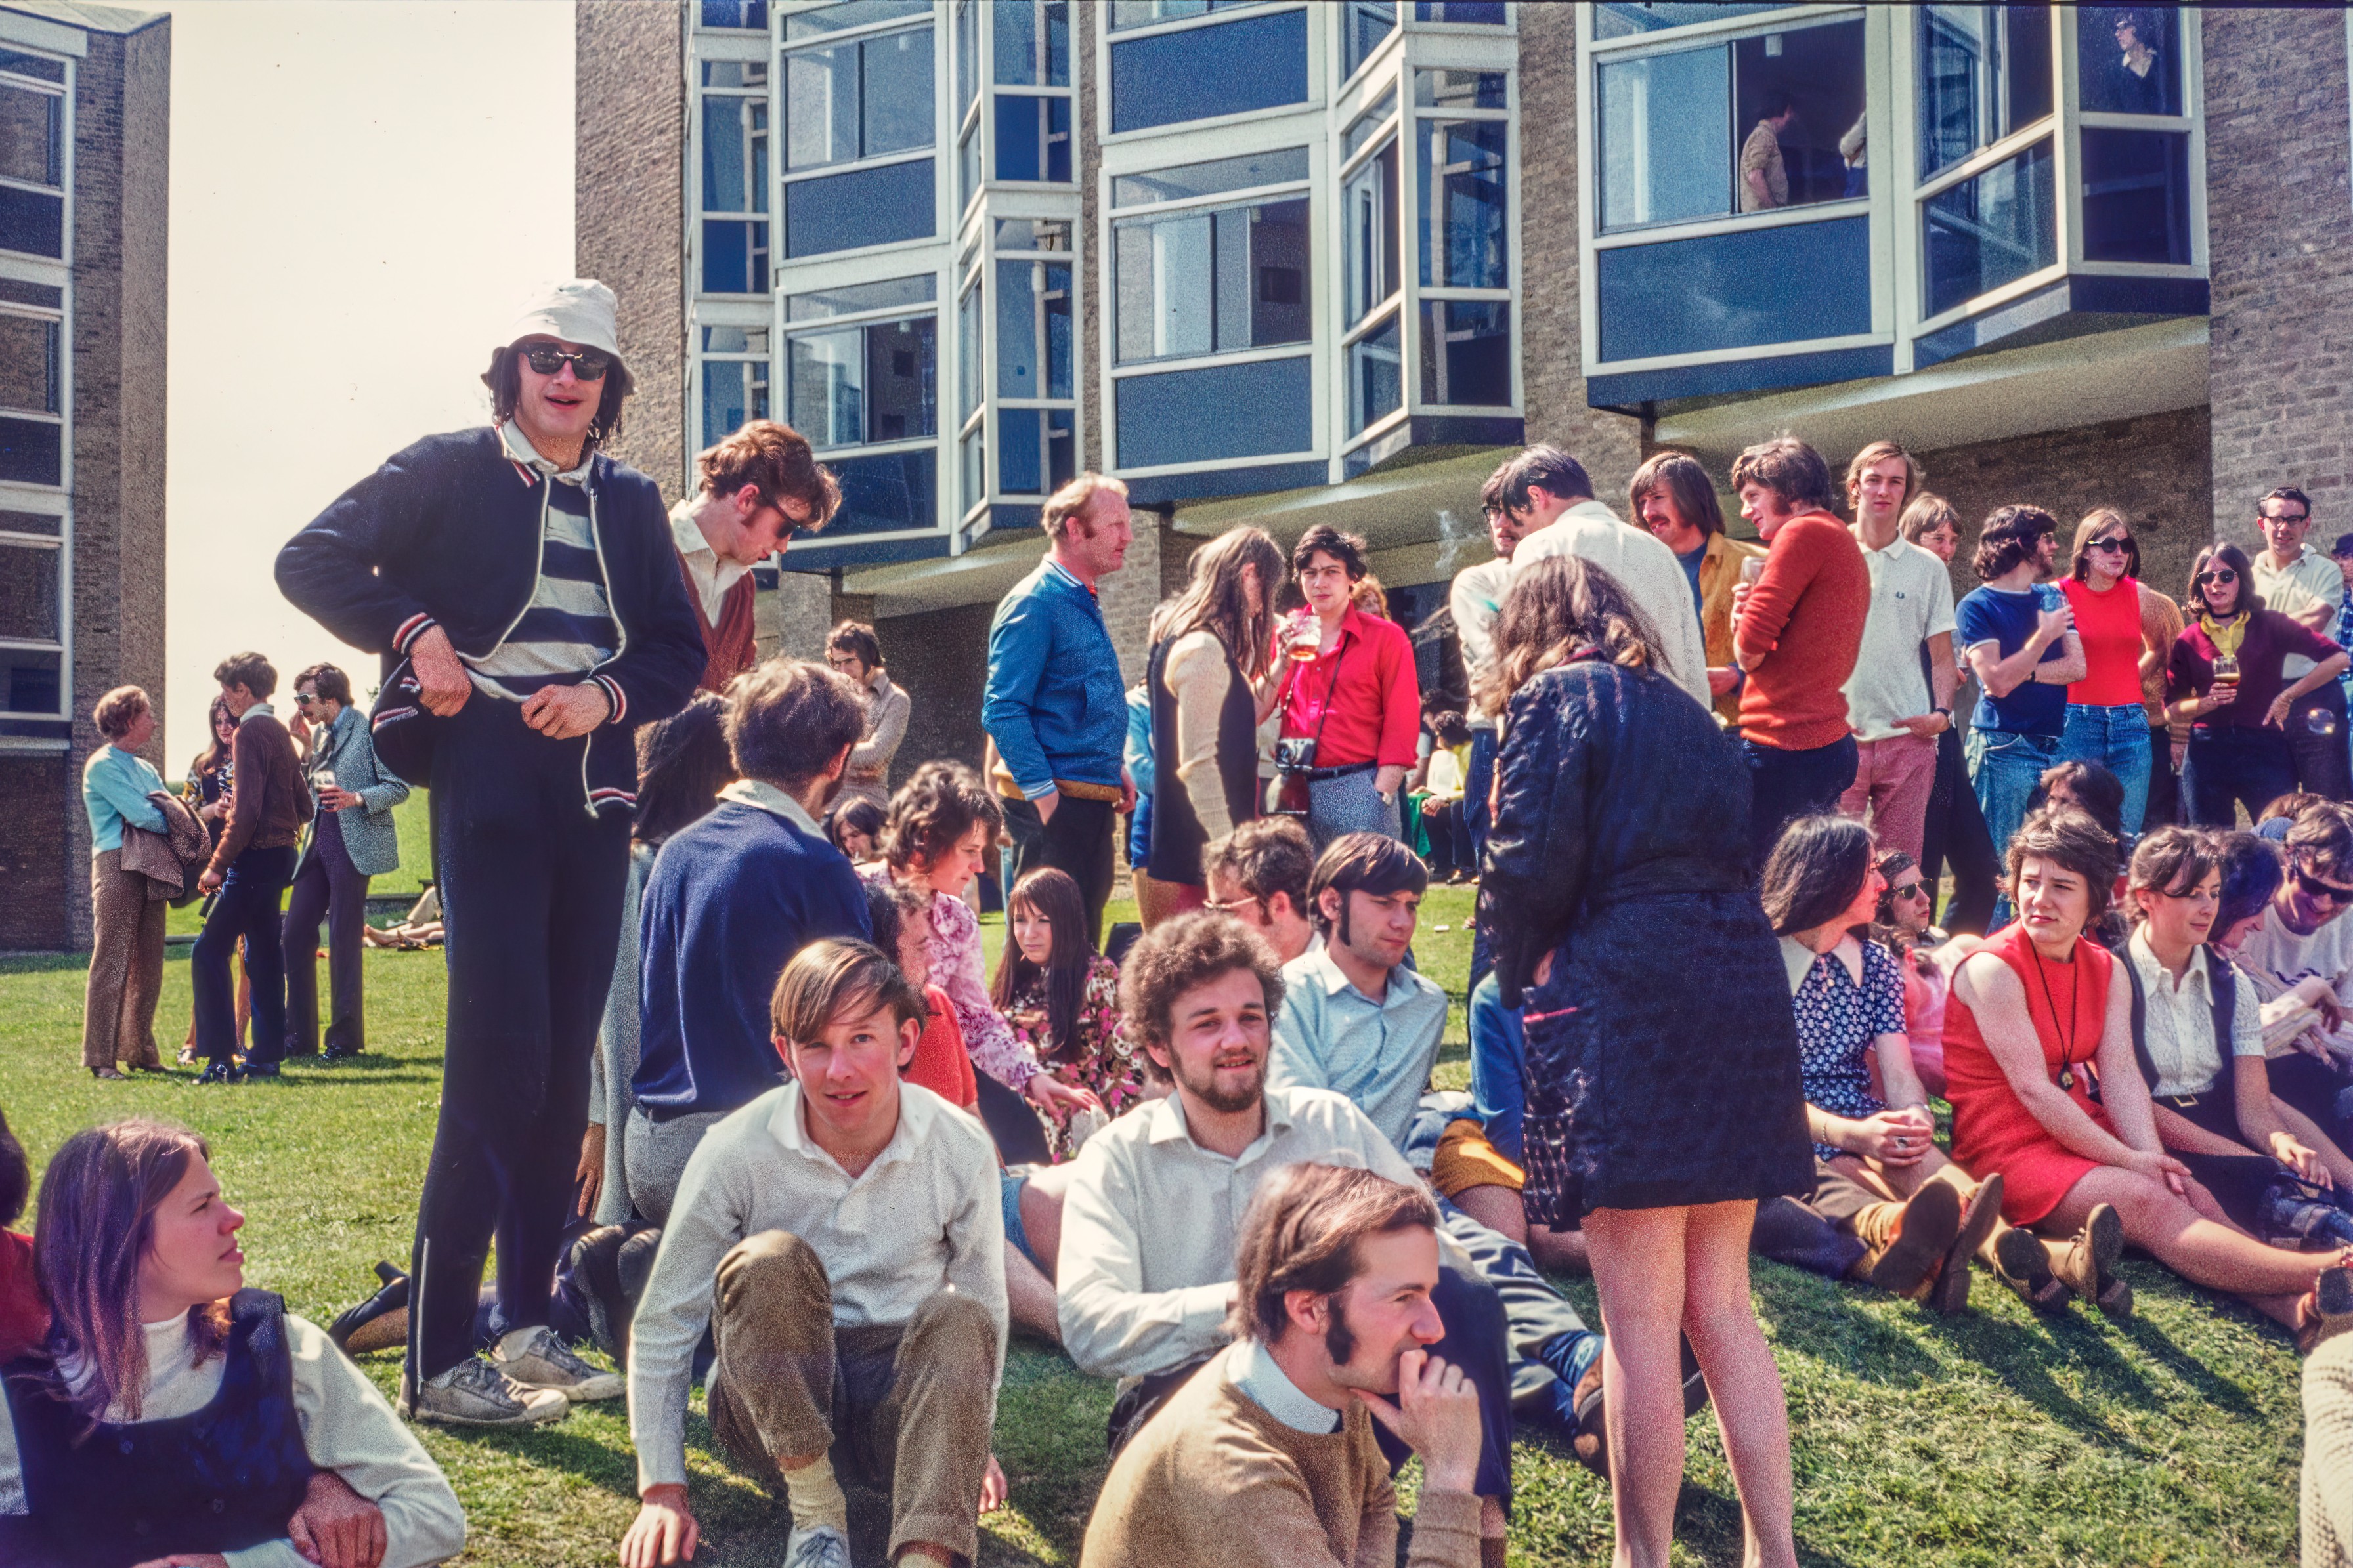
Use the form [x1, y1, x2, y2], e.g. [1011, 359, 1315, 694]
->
[2197, 568, 2239, 585]
[1891, 881, 1930, 900]
[2086, 538, 2130, 555]
[519, 345, 613, 381]
[2297, 860, 2353, 907]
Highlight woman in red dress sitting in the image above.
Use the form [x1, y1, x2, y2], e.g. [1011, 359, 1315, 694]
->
[1945, 807, 2352, 1341]
[0, 1109, 40, 1362]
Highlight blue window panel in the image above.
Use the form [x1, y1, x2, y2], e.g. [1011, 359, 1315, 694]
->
[997, 260, 1073, 399]
[0, 417, 60, 486]
[785, 0, 928, 41]
[702, 95, 769, 213]
[1598, 45, 1730, 231]
[699, 0, 766, 28]
[2080, 129, 2191, 266]
[1348, 314, 1402, 436]
[1418, 120, 1507, 289]
[1415, 1, 1505, 20]
[995, 0, 1070, 87]
[999, 407, 1043, 494]
[0, 540, 59, 640]
[824, 448, 940, 537]
[1595, 3, 1777, 39]
[995, 95, 1073, 182]
[1922, 140, 2053, 318]
[1, 648, 60, 715]
[701, 359, 771, 448]
[1595, 217, 1870, 362]
[701, 219, 771, 293]
[1115, 357, 1312, 469]
[1110, 11, 1309, 134]
[0, 187, 62, 259]
[785, 161, 936, 258]
[1419, 299, 1511, 406]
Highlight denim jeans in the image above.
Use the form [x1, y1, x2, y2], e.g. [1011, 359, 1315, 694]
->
[2062, 702, 2155, 837]
[2183, 725, 2299, 827]
[1967, 727, 2060, 923]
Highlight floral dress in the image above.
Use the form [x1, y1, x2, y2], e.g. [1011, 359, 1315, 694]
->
[1001, 954, 1144, 1158]
[861, 868, 1043, 1091]
[1792, 937, 1908, 1162]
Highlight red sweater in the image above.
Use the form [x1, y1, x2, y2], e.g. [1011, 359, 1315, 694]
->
[678, 551, 759, 695]
[0, 1231, 45, 1361]
[905, 983, 979, 1111]
[1277, 605, 1421, 769]
[1735, 511, 1871, 752]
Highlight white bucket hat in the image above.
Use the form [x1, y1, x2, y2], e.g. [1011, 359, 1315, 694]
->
[502, 278, 623, 364]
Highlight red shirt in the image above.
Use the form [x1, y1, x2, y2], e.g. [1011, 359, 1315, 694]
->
[1735, 511, 1870, 752]
[2062, 576, 2147, 708]
[0, 1231, 45, 1362]
[1278, 604, 1421, 769]
[905, 983, 978, 1111]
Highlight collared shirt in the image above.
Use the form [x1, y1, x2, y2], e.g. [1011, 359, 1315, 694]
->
[2253, 544, 2347, 680]
[1845, 532, 1957, 740]
[2126, 929, 2264, 1097]
[1055, 1085, 1420, 1379]
[667, 499, 748, 625]
[80, 743, 166, 855]
[1448, 556, 1513, 728]
[717, 774, 823, 837]
[1511, 499, 1713, 708]
[848, 666, 911, 788]
[983, 555, 1129, 797]
[1268, 948, 1449, 1153]
[1229, 1338, 1340, 1435]
[1275, 603, 1421, 771]
[627, 1080, 1006, 1491]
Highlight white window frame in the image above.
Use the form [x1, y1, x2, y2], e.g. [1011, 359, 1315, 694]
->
[985, 216, 1083, 504]
[692, 52, 773, 299]
[1403, 52, 1518, 421]
[770, 2, 947, 270]
[985, 0, 1077, 194]
[1096, 1, 1321, 148]
[0, 30, 72, 723]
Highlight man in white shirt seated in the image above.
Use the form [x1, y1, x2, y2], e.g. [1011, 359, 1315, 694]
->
[620, 941, 1006, 1568]
[2229, 803, 2353, 1145]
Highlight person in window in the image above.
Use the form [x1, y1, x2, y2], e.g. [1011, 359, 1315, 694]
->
[1906, 494, 2002, 936]
[1739, 89, 1798, 212]
[2249, 486, 2351, 803]
[827, 618, 911, 816]
[993, 867, 1142, 1160]
[1630, 451, 1760, 726]
[670, 421, 838, 696]
[2105, 7, 2167, 115]
[1838, 113, 1867, 199]
[81, 685, 169, 1082]
[1274, 524, 1422, 851]
[2168, 541, 2350, 828]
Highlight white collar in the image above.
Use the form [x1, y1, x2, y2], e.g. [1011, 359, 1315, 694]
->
[719, 777, 825, 839]
[764, 1079, 923, 1181]
[1228, 1338, 1342, 1434]
[2128, 927, 2212, 996]
[500, 418, 595, 484]
[238, 702, 276, 725]
[1857, 530, 1911, 561]
[669, 499, 750, 622]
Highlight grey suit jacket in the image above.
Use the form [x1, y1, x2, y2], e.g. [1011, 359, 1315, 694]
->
[305, 703, 408, 878]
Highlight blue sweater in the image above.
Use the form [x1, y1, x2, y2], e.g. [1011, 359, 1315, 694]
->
[983, 559, 1127, 797]
[630, 799, 872, 1118]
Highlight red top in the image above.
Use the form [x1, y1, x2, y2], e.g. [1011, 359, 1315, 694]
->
[1278, 604, 1421, 769]
[905, 983, 978, 1111]
[2166, 608, 2341, 729]
[1734, 511, 1871, 752]
[0, 1231, 45, 1362]
[678, 551, 759, 696]
[1943, 923, 2117, 1227]
[2062, 576, 2146, 707]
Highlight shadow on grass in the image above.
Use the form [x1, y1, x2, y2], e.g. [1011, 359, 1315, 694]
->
[0, 952, 89, 976]
[1669, 1480, 1867, 1568]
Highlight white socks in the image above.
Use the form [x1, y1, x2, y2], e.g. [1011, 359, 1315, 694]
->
[784, 1451, 849, 1536]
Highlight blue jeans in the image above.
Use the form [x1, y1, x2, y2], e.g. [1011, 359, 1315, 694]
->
[2062, 702, 2154, 837]
[1468, 973, 1527, 1165]
[1966, 727, 2060, 924]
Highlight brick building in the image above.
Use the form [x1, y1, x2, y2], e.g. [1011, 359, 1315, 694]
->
[0, 0, 166, 952]
[574, 1, 2353, 783]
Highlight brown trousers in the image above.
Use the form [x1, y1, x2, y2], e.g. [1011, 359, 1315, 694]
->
[81, 849, 165, 1070]
[705, 1230, 997, 1565]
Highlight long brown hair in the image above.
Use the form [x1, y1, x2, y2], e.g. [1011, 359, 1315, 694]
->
[991, 866, 1098, 1063]
[2069, 507, 2142, 583]
[1627, 452, 1725, 543]
[32, 1120, 230, 1432]
[190, 694, 235, 780]
[1473, 555, 1659, 717]
[1157, 526, 1286, 681]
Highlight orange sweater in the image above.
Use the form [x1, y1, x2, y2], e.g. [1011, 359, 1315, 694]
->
[1734, 511, 1871, 752]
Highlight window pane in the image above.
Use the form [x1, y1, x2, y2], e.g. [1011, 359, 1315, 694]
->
[1414, 1, 1505, 20]
[995, 218, 1071, 250]
[2077, 4, 2178, 116]
[1108, 1, 1211, 29]
[1115, 213, 1213, 361]
[790, 328, 865, 446]
[1115, 357, 1314, 468]
[829, 448, 939, 537]
[0, 415, 60, 487]
[995, 0, 1038, 85]
[1343, 1, 1396, 79]
[1599, 45, 1729, 231]
[999, 406, 1043, 493]
[1045, 265, 1074, 397]
[1343, 88, 1397, 162]
[958, 283, 982, 420]
[702, 220, 771, 293]
[702, 327, 772, 354]
[1348, 313, 1402, 436]
[1212, 209, 1253, 354]
[785, 159, 935, 257]
[1113, 146, 1309, 207]
[1245, 198, 1310, 349]
[0, 647, 60, 715]
[1345, 138, 1400, 325]
[0, 314, 57, 414]
[1110, 11, 1309, 134]
[1594, 3, 1778, 40]
[702, 95, 770, 213]
[699, 0, 767, 28]
[1046, 2, 1072, 87]
[1918, 7, 2051, 179]
[0, 509, 61, 538]
[1595, 216, 1870, 360]
[0, 541, 59, 643]
[0, 84, 60, 188]
[0, 49, 66, 84]
[1419, 299, 1510, 406]
[1922, 140, 2054, 318]
[864, 28, 936, 157]
[962, 429, 985, 508]
[702, 357, 772, 448]
[784, 0, 929, 41]
[0, 188, 61, 258]
[995, 94, 1072, 182]
[864, 316, 938, 442]
[0, 279, 60, 308]
[956, 0, 978, 116]
[999, 260, 1041, 397]
[788, 276, 936, 320]
[787, 43, 862, 169]
[1731, 22, 1867, 211]
[2080, 129, 2191, 265]
[1418, 120, 1507, 289]
[960, 122, 981, 208]
[702, 60, 769, 89]
[1415, 70, 1505, 110]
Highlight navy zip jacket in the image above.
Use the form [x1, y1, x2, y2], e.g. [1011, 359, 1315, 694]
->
[630, 798, 873, 1118]
[274, 426, 706, 810]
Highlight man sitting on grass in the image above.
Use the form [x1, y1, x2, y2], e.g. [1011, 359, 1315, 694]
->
[1205, 817, 1320, 964]
[1082, 1162, 1486, 1568]
[620, 939, 1006, 1568]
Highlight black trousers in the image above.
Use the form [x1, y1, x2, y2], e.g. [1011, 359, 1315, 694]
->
[1423, 799, 1471, 877]
[1919, 722, 2000, 935]
[2144, 723, 2182, 831]
[1003, 794, 1115, 948]
[1741, 733, 1859, 872]
[282, 818, 370, 1057]
[193, 844, 297, 1066]
[2289, 682, 2353, 801]
[2268, 1051, 2351, 1145]
[406, 697, 630, 1391]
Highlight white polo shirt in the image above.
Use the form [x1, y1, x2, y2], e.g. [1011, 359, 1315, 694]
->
[1843, 532, 1958, 742]
[2253, 544, 2345, 679]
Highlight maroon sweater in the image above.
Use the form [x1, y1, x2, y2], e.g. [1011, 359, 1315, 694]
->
[680, 552, 758, 694]
[1734, 511, 1871, 752]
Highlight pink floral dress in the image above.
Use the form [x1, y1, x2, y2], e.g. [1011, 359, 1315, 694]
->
[1003, 954, 1144, 1158]
[862, 868, 1043, 1091]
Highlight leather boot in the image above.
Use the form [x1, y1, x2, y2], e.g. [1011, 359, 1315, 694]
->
[2051, 1202, 2132, 1319]
[2297, 1263, 2353, 1356]
[1928, 1173, 2005, 1317]
[1987, 1224, 2072, 1313]
[1851, 1182, 1961, 1298]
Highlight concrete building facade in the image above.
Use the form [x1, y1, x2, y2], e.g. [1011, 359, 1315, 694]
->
[0, 0, 165, 952]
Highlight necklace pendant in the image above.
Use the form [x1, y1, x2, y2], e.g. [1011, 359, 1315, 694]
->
[2058, 1066, 2075, 1091]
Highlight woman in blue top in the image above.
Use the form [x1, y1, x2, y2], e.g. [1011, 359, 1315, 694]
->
[79, 685, 171, 1080]
[1954, 506, 2086, 914]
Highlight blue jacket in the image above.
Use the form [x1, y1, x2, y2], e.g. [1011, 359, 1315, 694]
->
[630, 795, 872, 1118]
[982, 559, 1127, 797]
[274, 427, 706, 813]
[302, 704, 408, 877]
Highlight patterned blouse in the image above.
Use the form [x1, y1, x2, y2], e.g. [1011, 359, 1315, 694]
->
[1793, 937, 1907, 1161]
[863, 868, 1042, 1091]
[1002, 954, 1144, 1158]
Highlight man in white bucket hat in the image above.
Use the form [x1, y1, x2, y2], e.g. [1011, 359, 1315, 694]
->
[278, 280, 707, 1427]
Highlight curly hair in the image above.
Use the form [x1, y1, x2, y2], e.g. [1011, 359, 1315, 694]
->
[882, 761, 1004, 874]
[1118, 910, 1285, 1055]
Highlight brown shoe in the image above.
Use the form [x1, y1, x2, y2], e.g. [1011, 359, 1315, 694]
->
[1928, 1174, 2006, 1317]
[1988, 1224, 2073, 1313]
[1854, 1183, 1962, 1298]
[2297, 1265, 2353, 1355]
[2052, 1202, 2131, 1319]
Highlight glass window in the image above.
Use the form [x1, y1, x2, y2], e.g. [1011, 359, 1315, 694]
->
[0, 82, 62, 188]
[0, 540, 59, 643]
[785, 159, 936, 257]
[1420, 300, 1510, 406]
[959, 123, 981, 209]
[1918, 7, 2051, 179]
[1110, 10, 1309, 134]
[2080, 129, 2191, 265]
[702, 220, 772, 293]
[1343, 88, 1397, 161]
[788, 276, 936, 320]
[1116, 357, 1314, 468]
[995, 219, 1071, 250]
[0, 415, 60, 486]
[702, 326, 771, 353]
[788, 315, 937, 446]
[1344, 138, 1400, 326]
[0, 314, 57, 415]
[1107, 0, 1261, 30]
[785, 25, 934, 171]
[829, 448, 939, 537]
[1417, 120, 1506, 290]
[1599, 45, 1729, 231]
[1347, 313, 1402, 436]
[956, 0, 978, 116]
[0, 280, 60, 309]
[785, 0, 930, 41]
[700, 0, 768, 28]
[790, 328, 865, 447]
[702, 95, 769, 213]
[1922, 140, 2054, 317]
[1115, 197, 1310, 362]
[1414, 1, 1505, 20]
[0, 648, 62, 714]
[958, 281, 982, 420]
[1113, 147, 1310, 207]
[0, 49, 66, 84]
[961, 428, 984, 509]
[702, 60, 769, 89]
[1415, 70, 1505, 110]
[2077, 5, 2179, 116]
[998, 406, 1077, 494]
[1594, 3, 1777, 40]
[1343, 1, 1396, 80]
[995, 95, 1073, 182]
[1595, 216, 1870, 360]
[702, 356, 772, 447]
[997, 259, 1074, 400]
[0, 509, 61, 538]
[865, 316, 938, 442]
[1730, 22, 1866, 211]
[995, 0, 1071, 87]
[0, 188, 62, 260]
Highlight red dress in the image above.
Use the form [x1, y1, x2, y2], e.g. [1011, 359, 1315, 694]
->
[1943, 923, 2118, 1227]
[0, 1230, 46, 1361]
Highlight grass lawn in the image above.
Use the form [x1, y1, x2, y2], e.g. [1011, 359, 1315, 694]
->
[0, 885, 2315, 1565]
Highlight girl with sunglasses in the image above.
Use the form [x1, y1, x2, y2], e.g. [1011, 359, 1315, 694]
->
[2061, 510, 2180, 837]
[1873, 849, 1969, 1101]
[2167, 543, 2350, 826]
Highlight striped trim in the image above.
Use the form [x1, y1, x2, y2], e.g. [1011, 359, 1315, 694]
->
[370, 704, 419, 730]
[392, 614, 436, 654]
[593, 674, 626, 726]
[588, 786, 637, 807]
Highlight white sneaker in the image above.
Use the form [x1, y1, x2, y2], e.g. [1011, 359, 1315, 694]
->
[397, 1355, 569, 1428]
[784, 1523, 850, 1568]
[491, 1325, 626, 1402]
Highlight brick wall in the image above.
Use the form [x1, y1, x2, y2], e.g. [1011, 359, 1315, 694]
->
[2203, 8, 2353, 550]
[577, 1, 687, 498]
[0, 757, 69, 950]
[876, 599, 994, 778]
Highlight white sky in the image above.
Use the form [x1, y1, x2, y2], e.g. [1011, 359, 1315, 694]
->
[158, 0, 576, 765]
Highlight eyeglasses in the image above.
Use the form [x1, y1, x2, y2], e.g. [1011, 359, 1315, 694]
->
[1206, 894, 1265, 918]
[2297, 860, 2353, 907]
[2197, 568, 2239, 585]
[1891, 881, 1929, 901]
[2263, 512, 2312, 527]
[2086, 538, 2130, 555]
[518, 345, 613, 381]
[291, 693, 320, 707]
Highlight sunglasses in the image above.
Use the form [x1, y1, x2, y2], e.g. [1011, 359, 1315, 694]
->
[2297, 861, 2353, 907]
[2086, 538, 2130, 555]
[2197, 568, 2239, 585]
[291, 692, 320, 706]
[1891, 881, 1929, 901]
[518, 345, 613, 381]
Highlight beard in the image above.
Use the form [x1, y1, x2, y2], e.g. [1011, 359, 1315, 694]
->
[1175, 1049, 1263, 1116]
[1320, 1298, 1406, 1397]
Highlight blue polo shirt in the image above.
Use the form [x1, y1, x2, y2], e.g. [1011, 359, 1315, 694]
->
[1956, 583, 2069, 735]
